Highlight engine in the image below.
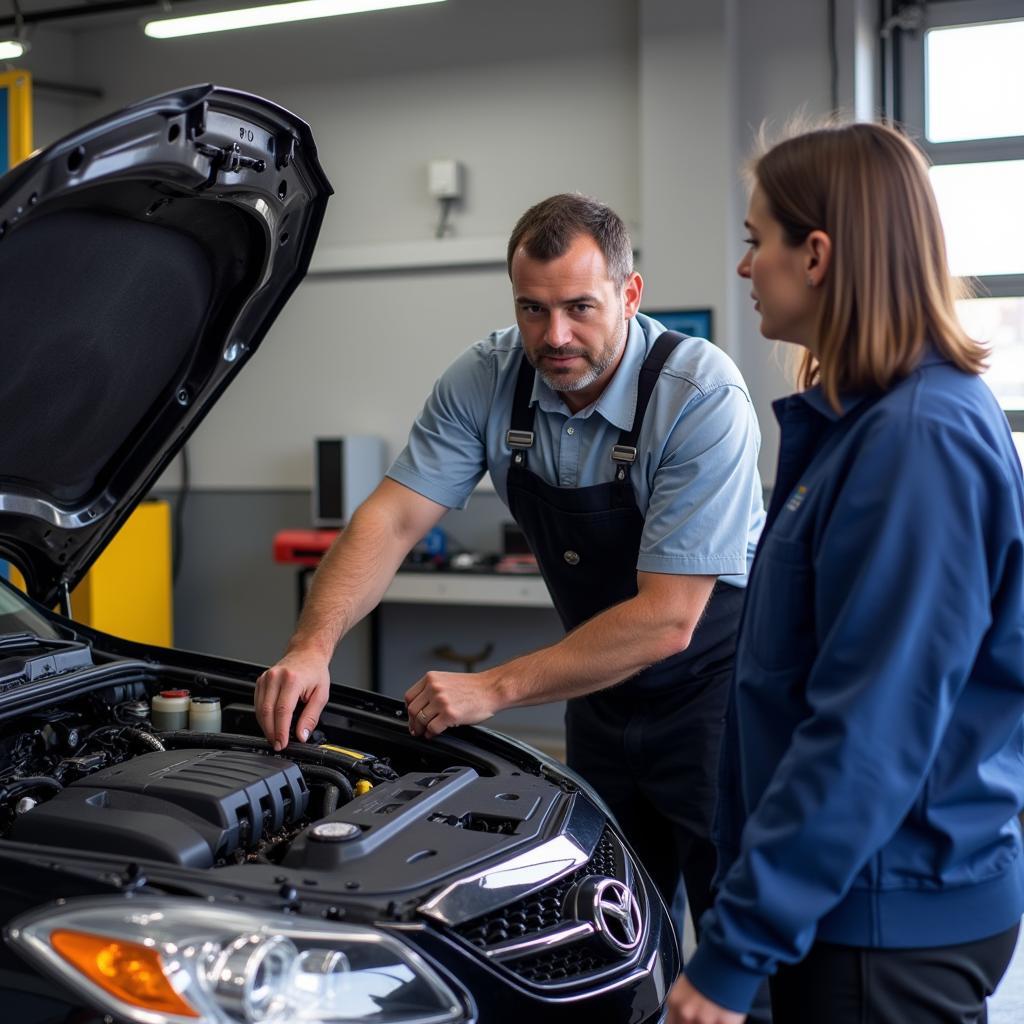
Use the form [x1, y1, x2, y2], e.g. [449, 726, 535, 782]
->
[11, 748, 308, 868]
[0, 687, 401, 868]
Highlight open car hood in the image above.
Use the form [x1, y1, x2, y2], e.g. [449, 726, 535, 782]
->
[0, 84, 332, 606]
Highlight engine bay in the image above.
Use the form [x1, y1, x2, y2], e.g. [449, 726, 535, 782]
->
[0, 680, 566, 895]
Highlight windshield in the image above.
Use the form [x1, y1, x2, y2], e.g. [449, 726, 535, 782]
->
[0, 578, 63, 641]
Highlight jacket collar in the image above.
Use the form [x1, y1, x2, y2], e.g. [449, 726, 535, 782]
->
[790, 343, 950, 423]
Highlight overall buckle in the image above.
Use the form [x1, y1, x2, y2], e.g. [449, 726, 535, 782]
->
[506, 430, 535, 449]
[611, 445, 637, 463]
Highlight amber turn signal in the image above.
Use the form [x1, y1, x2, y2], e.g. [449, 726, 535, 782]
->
[51, 929, 198, 1018]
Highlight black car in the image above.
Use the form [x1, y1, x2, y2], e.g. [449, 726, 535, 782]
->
[0, 85, 677, 1024]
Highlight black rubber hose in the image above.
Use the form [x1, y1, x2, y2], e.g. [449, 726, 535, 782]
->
[322, 784, 340, 816]
[81, 725, 120, 746]
[292, 765, 352, 802]
[86, 726, 165, 753]
[296, 765, 356, 819]
[119, 727, 165, 752]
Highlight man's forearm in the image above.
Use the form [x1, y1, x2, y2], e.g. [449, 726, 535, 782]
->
[287, 494, 431, 659]
[490, 577, 713, 707]
[286, 514, 404, 659]
[259, 481, 446, 748]
[405, 574, 717, 738]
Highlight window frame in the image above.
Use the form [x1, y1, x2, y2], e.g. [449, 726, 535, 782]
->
[896, 0, 1024, 424]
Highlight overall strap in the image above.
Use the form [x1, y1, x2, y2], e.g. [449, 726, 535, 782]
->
[506, 351, 537, 468]
[613, 330, 689, 480]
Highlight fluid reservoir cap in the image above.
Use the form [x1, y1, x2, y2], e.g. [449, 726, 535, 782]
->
[159, 689, 190, 698]
[311, 822, 361, 842]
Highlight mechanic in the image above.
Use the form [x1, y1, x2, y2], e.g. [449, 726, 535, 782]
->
[256, 193, 765, 938]
[668, 122, 1024, 1024]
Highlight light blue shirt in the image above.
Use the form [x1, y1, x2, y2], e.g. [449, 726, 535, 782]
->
[388, 314, 765, 585]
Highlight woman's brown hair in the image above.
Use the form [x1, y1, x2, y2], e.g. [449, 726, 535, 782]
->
[752, 121, 986, 409]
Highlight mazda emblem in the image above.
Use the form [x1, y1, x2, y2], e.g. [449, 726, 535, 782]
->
[571, 876, 643, 954]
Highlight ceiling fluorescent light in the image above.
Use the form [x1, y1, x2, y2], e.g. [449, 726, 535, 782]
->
[0, 39, 26, 58]
[145, 0, 445, 39]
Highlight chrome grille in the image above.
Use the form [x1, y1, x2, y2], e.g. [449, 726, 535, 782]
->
[452, 826, 642, 987]
[509, 942, 620, 984]
[455, 828, 619, 949]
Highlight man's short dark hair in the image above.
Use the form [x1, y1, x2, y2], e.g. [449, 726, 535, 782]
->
[506, 193, 634, 287]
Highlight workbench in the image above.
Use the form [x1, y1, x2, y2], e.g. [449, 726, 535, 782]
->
[273, 529, 552, 691]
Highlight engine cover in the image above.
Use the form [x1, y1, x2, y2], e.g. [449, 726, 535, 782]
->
[11, 748, 308, 867]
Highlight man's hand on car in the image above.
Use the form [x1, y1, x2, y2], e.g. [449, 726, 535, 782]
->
[405, 670, 503, 738]
[255, 649, 331, 750]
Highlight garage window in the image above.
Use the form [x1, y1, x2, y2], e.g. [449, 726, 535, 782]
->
[896, 0, 1024, 435]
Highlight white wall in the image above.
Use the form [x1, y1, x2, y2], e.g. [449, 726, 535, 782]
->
[729, 0, 834, 481]
[638, 1, 733, 338]
[46, 0, 868, 490]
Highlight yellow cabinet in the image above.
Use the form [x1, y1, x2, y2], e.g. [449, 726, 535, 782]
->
[71, 500, 173, 647]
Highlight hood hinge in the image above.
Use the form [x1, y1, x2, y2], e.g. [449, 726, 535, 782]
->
[57, 579, 72, 619]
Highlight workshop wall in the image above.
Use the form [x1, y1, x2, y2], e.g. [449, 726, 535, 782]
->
[32, 0, 869, 715]
[58, 0, 855, 492]
[69, 0, 640, 489]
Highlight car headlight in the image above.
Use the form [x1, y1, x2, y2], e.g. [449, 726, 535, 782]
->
[5, 897, 468, 1024]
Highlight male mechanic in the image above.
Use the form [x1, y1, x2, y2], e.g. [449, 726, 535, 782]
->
[256, 193, 764, 932]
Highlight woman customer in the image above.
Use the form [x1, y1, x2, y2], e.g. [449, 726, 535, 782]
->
[668, 121, 1024, 1023]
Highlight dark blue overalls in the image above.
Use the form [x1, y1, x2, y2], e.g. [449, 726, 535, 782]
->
[504, 331, 745, 934]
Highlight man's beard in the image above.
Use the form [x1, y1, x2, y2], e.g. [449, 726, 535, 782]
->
[527, 320, 625, 394]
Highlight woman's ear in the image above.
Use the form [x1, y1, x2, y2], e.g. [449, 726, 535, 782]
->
[804, 230, 832, 287]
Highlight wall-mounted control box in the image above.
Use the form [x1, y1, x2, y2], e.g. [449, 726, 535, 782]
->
[313, 436, 386, 527]
[428, 158, 464, 200]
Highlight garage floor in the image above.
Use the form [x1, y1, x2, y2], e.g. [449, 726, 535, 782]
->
[991, 925, 1024, 1022]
